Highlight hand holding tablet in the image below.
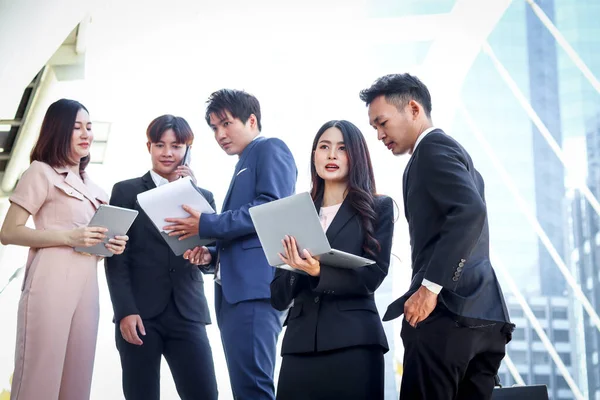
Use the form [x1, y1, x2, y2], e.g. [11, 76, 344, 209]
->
[74, 204, 138, 257]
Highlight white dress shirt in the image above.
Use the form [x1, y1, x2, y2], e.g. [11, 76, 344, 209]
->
[410, 127, 443, 295]
[149, 170, 170, 187]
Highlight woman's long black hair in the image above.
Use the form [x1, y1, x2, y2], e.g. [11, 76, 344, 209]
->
[310, 120, 380, 256]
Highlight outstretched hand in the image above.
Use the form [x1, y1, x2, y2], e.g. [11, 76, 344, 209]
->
[163, 205, 201, 240]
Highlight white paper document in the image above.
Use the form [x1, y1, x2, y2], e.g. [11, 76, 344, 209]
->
[137, 176, 215, 233]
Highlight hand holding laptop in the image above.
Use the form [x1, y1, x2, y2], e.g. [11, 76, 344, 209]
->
[279, 235, 321, 276]
[249, 192, 375, 270]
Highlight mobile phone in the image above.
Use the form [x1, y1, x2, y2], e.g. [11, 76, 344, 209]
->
[181, 145, 191, 167]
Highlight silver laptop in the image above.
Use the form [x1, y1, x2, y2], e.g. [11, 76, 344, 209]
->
[75, 204, 138, 257]
[249, 192, 375, 269]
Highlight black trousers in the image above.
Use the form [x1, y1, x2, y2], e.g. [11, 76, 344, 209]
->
[115, 297, 218, 400]
[276, 345, 385, 400]
[400, 308, 512, 400]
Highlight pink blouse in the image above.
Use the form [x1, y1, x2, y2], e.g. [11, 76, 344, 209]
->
[319, 203, 342, 231]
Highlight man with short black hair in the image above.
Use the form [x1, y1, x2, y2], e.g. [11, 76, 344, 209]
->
[165, 89, 297, 400]
[360, 74, 514, 400]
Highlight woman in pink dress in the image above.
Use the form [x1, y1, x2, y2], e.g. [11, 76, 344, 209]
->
[0, 99, 129, 400]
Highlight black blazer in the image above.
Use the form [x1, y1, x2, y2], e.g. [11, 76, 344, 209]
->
[383, 130, 510, 323]
[105, 172, 214, 324]
[271, 195, 394, 355]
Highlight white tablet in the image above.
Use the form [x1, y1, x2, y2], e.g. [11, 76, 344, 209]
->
[74, 204, 139, 257]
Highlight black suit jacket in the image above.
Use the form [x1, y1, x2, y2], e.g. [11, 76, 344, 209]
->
[271, 195, 394, 355]
[383, 129, 510, 323]
[105, 172, 214, 324]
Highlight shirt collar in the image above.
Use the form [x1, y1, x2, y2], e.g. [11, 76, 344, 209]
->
[52, 164, 89, 183]
[412, 127, 437, 155]
[237, 134, 261, 159]
[149, 170, 170, 187]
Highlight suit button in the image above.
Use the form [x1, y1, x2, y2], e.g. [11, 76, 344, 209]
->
[457, 266, 464, 272]
[170, 268, 175, 272]
[290, 276, 296, 285]
[314, 297, 320, 304]
[221, 247, 225, 251]
[454, 271, 460, 277]
[460, 259, 466, 263]
[452, 277, 459, 282]
[458, 262, 465, 268]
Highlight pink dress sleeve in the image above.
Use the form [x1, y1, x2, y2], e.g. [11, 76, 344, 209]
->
[9, 161, 51, 216]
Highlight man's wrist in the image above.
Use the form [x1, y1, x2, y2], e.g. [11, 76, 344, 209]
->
[421, 278, 443, 295]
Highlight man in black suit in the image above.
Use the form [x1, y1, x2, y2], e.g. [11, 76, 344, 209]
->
[360, 74, 514, 399]
[105, 115, 217, 400]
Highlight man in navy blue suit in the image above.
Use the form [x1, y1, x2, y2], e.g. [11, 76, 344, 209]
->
[165, 89, 297, 399]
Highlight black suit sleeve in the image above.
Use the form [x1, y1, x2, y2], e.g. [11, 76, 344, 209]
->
[201, 188, 217, 214]
[418, 139, 486, 289]
[311, 196, 395, 296]
[104, 183, 139, 322]
[197, 188, 217, 274]
[270, 269, 311, 311]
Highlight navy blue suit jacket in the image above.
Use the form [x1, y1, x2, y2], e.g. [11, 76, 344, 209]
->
[383, 130, 510, 323]
[199, 136, 297, 304]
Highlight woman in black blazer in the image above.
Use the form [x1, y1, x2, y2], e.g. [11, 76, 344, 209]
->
[271, 120, 395, 400]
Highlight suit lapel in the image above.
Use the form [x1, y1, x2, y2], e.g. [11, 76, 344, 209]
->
[402, 129, 444, 217]
[222, 162, 241, 211]
[238, 136, 264, 168]
[141, 172, 156, 191]
[137, 173, 164, 241]
[403, 128, 443, 190]
[222, 136, 264, 210]
[315, 197, 357, 246]
[402, 156, 415, 215]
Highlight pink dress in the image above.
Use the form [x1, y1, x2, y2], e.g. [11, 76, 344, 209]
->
[8, 161, 108, 400]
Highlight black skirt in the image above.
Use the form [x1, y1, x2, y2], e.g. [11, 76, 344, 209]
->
[276, 345, 385, 400]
